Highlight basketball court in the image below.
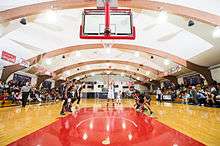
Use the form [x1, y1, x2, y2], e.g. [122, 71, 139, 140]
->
[1, 100, 220, 145]
[0, 0, 220, 146]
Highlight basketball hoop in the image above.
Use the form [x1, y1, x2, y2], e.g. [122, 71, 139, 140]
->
[101, 40, 113, 49]
[80, 0, 135, 40]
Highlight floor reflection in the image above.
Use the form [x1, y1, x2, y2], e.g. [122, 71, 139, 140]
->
[0, 99, 219, 145]
[8, 107, 203, 146]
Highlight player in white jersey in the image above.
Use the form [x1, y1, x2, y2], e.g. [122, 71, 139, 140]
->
[116, 90, 122, 105]
[107, 82, 115, 107]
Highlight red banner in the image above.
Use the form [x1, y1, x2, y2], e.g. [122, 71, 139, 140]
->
[1, 51, 16, 63]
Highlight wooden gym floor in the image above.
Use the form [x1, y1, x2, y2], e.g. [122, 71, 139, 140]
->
[0, 99, 220, 146]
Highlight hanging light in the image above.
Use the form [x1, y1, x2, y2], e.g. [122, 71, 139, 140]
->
[75, 51, 81, 57]
[157, 11, 168, 24]
[44, 10, 57, 24]
[0, 24, 4, 36]
[75, 77, 80, 80]
[106, 71, 111, 74]
[106, 48, 111, 54]
[213, 26, 220, 38]
[164, 59, 170, 66]
[86, 65, 91, 70]
[91, 73, 95, 76]
[146, 71, 150, 76]
[134, 51, 140, 57]
[45, 58, 52, 65]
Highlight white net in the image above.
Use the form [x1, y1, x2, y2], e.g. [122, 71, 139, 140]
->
[101, 40, 114, 49]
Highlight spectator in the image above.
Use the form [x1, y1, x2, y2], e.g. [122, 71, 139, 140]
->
[181, 91, 192, 104]
[205, 88, 215, 107]
[11, 85, 21, 104]
[196, 91, 206, 106]
[0, 80, 4, 94]
[1, 89, 9, 106]
[156, 88, 163, 102]
[21, 82, 31, 107]
[170, 89, 177, 101]
[191, 86, 198, 104]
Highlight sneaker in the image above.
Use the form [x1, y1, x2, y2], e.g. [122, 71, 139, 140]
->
[144, 108, 148, 112]
[150, 111, 153, 115]
[60, 111, 65, 115]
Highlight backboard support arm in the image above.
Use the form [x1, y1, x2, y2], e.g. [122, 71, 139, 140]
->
[104, 1, 111, 36]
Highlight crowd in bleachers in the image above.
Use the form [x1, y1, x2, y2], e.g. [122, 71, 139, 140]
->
[1, 78, 220, 108]
[156, 82, 220, 107]
[0, 79, 61, 107]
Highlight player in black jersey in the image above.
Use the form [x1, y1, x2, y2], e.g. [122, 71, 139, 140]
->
[74, 82, 85, 109]
[60, 80, 76, 115]
[133, 90, 153, 115]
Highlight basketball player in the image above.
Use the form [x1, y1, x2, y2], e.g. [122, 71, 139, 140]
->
[107, 81, 115, 107]
[133, 90, 153, 115]
[74, 82, 85, 109]
[60, 80, 75, 115]
[116, 90, 122, 105]
[132, 90, 141, 110]
[142, 94, 153, 115]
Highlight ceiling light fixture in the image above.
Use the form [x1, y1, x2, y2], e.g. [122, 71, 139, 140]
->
[91, 73, 95, 76]
[106, 63, 110, 67]
[44, 10, 57, 24]
[86, 65, 91, 70]
[45, 58, 52, 65]
[134, 51, 140, 57]
[0, 24, 3, 36]
[75, 77, 80, 80]
[157, 11, 168, 24]
[213, 26, 220, 38]
[106, 48, 111, 54]
[164, 59, 170, 66]
[146, 71, 150, 76]
[75, 51, 81, 57]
